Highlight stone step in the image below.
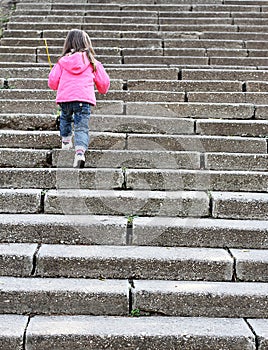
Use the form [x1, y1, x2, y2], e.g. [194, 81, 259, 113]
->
[44, 189, 210, 217]
[0, 276, 129, 315]
[0, 243, 38, 277]
[187, 92, 268, 104]
[126, 134, 267, 153]
[0, 189, 41, 214]
[0, 168, 124, 190]
[204, 152, 268, 171]
[0, 37, 163, 48]
[0, 67, 179, 80]
[124, 169, 268, 192]
[0, 130, 126, 149]
[247, 319, 268, 349]
[202, 32, 268, 41]
[125, 102, 255, 119]
[182, 69, 268, 81]
[23, 316, 257, 350]
[164, 39, 245, 49]
[1, 168, 268, 193]
[33, 244, 233, 281]
[0, 214, 127, 245]
[0, 148, 50, 168]
[0, 315, 29, 350]
[212, 191, 268, 220]
[132, 216, 268, 249]
[2, 77, 245, 93]
[196, 119, 268, 136]
[53, 149, 200, 169]
[0, 243, 233, 281]
[127, 80, 243, 92]
[1, 214, 267, 248]
[132, 279, 268, 318]
[0, 99, 123, 115]
[230, 248, 268, 282]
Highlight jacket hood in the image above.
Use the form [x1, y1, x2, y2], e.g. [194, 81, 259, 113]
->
[59, 52, 90, 74]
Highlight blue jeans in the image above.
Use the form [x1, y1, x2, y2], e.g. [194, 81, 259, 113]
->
[59, 101, 91, 151]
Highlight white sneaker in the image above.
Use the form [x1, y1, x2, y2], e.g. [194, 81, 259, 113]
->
[73, 153, 85, 168]
[61, 139, 73, 150]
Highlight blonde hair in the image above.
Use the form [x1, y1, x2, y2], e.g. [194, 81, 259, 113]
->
[61, 29, 96, 71]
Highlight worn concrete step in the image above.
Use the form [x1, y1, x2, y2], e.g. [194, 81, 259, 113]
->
[247, 319, 268, 350]
[209, 57, 268, 67]
[0, 89, 187, 103]
[23, 316, 256, 350]
[44, 189, 210, 217]
[124, 56, 209, 65]
[10, 15, 158, 24]
[127, 80, 243, 92]
[125, 169, 268, 192]
[0, 214, 127, 245]
[0, 189, 42, 214]
[125, 102, 255, 119]
[202, 32, 268, 41]
[0, 243, 37, 277]
[0, 148, 50, 168]
[0, 168, 124, 190]
[182, 68, 268, 81]
[212, 191, 268, 220]
[126, 134, 267, 153]
[160, 24, 238, 32]
[196, 119, 268, 136]
[0, 130, 126, 149]
[0, 148, 200, 169]
[1, 214, 267, 249]
[230, 248, 268, 282]
[52, 149, 200, 169]
[0, 243, 233, 281]
[34, 244, 233, 281]
[0, 67, 179, 80]
[204, 152, 268, 171]
[132, 279, 268, 318]
[0, 276, 129, 315]
[187, 92, 268, 104]
[0, 315, 29, 350]
[164, 39, 245, 49]
[159, 18, 233, 24]
[132, 216, 268, 249]
[0, 99, 123, 115]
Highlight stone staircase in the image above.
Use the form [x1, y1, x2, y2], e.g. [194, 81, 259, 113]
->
[0, 0, 268, 349]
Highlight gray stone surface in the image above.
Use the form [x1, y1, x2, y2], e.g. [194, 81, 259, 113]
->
[126, 102, 255, 119]
[36, 244, 233, 281]
[196, 119, 268, 137]
[0, 314, 28, 350]
[205, 153, 268, 171]
[0, 148, 50, 168]
[125, 169, 268, 192]
[230, 248, 268, 282]
[0, 168, 124, 190]
[26, 315, 256, 350]
[0, 277, 129, 315]
[247, 319, 268, 350]
[44, 189, 209, 217]
[132, 217, 268, 248]
[133, 280, 268, 317]
[127, 134, 266, 153]
[53, 149, 201, 169]
[0, 214, 127, 245]
[0, 243, 37, 276]
[212, 191, 268, 220]
[0, 189, 41, 214]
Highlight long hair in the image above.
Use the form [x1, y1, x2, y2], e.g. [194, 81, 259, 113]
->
[61, 29, 96, 71]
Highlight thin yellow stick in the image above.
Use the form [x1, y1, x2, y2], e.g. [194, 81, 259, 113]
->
[44, 38, 52, 70]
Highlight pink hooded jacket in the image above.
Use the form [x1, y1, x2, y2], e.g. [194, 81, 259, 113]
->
[48, 52, 110, 105]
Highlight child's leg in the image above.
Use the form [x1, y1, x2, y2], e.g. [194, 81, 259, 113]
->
[59, 102, 73, 149]
[73, 102, 91, 168]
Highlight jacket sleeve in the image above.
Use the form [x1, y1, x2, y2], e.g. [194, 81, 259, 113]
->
[94, 60, 110, 94]
[48, 63, 62, 90]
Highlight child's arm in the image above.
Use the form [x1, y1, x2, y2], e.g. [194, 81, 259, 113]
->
[48, 63, 62, 90]
[94, 60, 110, 94]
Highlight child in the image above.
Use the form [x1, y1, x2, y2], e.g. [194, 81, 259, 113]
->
[48, 29, 110, 168]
